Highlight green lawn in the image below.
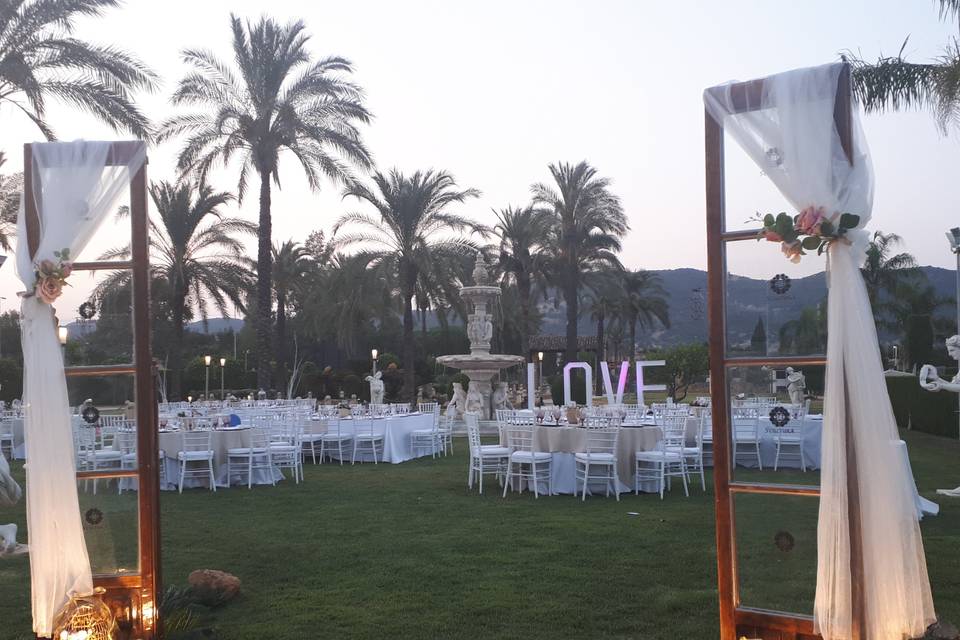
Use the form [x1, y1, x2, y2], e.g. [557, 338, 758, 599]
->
[2, 429, 960, 639]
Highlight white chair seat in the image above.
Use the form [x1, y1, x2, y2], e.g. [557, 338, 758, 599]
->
[269, 444, 298, 453]
[300, 433, 324, 443]
[92, 450, 123, 460]
[575, 452, 615, 463]
[636, 450, 682, 462]
[480, 445, 510, 456]
[227, 447, 268, 455]
[510, 451, 551, 462]
[178, 450, 213, 461]
[121, 453, 137, 462]
[411, 428, 437, 436]
[665, 446, 701, 455]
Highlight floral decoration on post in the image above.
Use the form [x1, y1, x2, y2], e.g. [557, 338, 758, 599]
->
[754, 207, 860, 263]
[25, 248, 72, 304]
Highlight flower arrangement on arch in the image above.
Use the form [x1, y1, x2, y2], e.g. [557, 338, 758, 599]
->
[754, 206, 860, 263]
[27, 248, 72, 304]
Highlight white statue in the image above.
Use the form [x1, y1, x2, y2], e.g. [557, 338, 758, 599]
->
[492, 382, 511, 412]
[447, 382, 467, 419]
[0, 451, 22, 556]
[465, 384, 484, 415]
[785, 367, 806, 405]
[366, 371, 385, 405]
[920, 335, 960, 393]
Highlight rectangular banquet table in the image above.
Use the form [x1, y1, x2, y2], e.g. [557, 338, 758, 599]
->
[498, 423, 695, 494]
[311, 412, 436, 463]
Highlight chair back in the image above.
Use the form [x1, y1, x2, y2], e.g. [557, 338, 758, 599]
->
[249, 427, 271, 450]
[662, 411, 688, 449]
[180, 430, 212, 452]
[582, 424, 618, 456]
[503, 423, 536, 453]
[116, 429, 137, 456]
[465, 412, 482, 456]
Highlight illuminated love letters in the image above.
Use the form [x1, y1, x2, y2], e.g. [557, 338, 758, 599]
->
[556, 360, 666, 406]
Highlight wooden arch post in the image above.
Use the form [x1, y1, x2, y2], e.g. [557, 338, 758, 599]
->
[23, 141, 161, 639]
[704, 65, 861, 640]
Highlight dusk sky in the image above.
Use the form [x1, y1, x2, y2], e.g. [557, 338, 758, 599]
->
[1, 0, 958, 318]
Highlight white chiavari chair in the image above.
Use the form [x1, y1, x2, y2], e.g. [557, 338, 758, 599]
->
[177, 431, 216, 493]
[502, 422, 552, 498]
[575, 417, 621, 501]
[465, 412, 509, 494]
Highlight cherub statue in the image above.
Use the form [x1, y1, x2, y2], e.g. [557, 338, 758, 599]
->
[785, 367, 806, 405]
[920, 335, 960, 393]
[491, 382, 512, 413]
[366, 371, 385, 405]
[465, 385, 484, 416]
[447, 382, 467, 419]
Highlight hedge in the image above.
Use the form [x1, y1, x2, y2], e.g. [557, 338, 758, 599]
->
[885, 373, 959, 438]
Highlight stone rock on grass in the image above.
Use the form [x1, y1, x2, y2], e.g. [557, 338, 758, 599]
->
[187, 569, 241, 607]
[921, 621, 960, 640]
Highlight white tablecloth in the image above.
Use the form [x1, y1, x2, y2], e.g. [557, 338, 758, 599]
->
[159, 427, 283, 489]
[733, 414, 823, 470]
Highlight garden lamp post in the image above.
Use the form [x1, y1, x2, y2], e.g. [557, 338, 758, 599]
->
[220, 357, 226, 400]
[204, 355, 211, 400]
[948, 227, 960, 437]
[537, 351, 544, 387]
[0, 295, 6, 358]
[372, 348, 378, 375]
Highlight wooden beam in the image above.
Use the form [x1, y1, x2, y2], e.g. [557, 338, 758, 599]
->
[729, 482, 821, 497]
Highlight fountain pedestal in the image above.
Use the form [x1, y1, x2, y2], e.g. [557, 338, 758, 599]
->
[436, 254, 524, 420]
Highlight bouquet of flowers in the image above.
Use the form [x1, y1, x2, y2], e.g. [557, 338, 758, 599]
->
[755, 207, 860, 263]
[26, 248, 72, 303]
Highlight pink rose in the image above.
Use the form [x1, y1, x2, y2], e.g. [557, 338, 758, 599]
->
[781, 240, 803, 264]
[36, 276, 63, 304]
[763, 230, 783, 242]
[796, 206, 825, 235]
[38, 259, 56, 275]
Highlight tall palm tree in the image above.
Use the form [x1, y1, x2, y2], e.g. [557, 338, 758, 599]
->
[95, 180, 255, 399]
[0, 151, 20, 251]
[0, 0, 156, 139]
[847, 1, 960, 133]
[532, 161, 628, 362]
[618, 269, 670, 365]
[494, 205, 552, 358]
[334, 169, 481, 401]
[861, 230, 918, 314]
[159, 14, 373, 389]
[582, 267, 624, 391]
[272, 240, 312, 376]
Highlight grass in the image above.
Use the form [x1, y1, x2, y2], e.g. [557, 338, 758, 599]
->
[1, 429, 960, 639]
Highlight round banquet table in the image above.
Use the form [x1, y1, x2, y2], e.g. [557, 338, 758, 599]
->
[498, 422, 696, 495]
[158, 427, 283, 489]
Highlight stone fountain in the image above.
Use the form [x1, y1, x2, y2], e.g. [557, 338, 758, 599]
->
[436, 253, 525, 420]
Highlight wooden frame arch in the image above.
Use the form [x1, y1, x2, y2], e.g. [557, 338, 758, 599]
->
[704, 64, 861, 640]
[23, 141, 161, 640]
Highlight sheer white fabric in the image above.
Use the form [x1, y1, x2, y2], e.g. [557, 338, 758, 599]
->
[14, 141, 145, 636]
[705, 63, 935, 639]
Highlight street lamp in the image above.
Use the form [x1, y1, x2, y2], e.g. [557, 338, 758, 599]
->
[537, 351, 544, 387]
[204, 355, 211, 400]
[371, 348, 378, 375]
[220, 357, 226, 401]
[948, 227, 960, 438]
[58, 325, 68, 358]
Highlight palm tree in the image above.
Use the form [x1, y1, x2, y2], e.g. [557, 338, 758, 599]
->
[95, 180, 255, 399]
[582, 267, 624, 392]
[272, 240, 312, 376]
[159, 14, 373, 390]
[881, 283, 952, 370]
[618, 269, 670, 365]
[847, 1, 960, 133]
[334, 169, 481, 401]
[0, 152, 20, 251]
[493, 205, 552, 358]
[861, 230, 918, 314]
[0, 0, 156, 139]
[532, 161, 628, 362]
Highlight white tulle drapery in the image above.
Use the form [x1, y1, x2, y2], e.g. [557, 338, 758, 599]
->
[705, 63, 935, 640]
[15, 141, 145, 636]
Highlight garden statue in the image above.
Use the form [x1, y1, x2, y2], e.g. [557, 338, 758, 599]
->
[447, 382, 467, 419]
[491, 382, 512, 412]
[0, 451, 22, 556]
[466, 384, 484, 415]
[920, 335, 960, 393]
[366, 371, 385, 405]
[786, 367, 806, 405]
